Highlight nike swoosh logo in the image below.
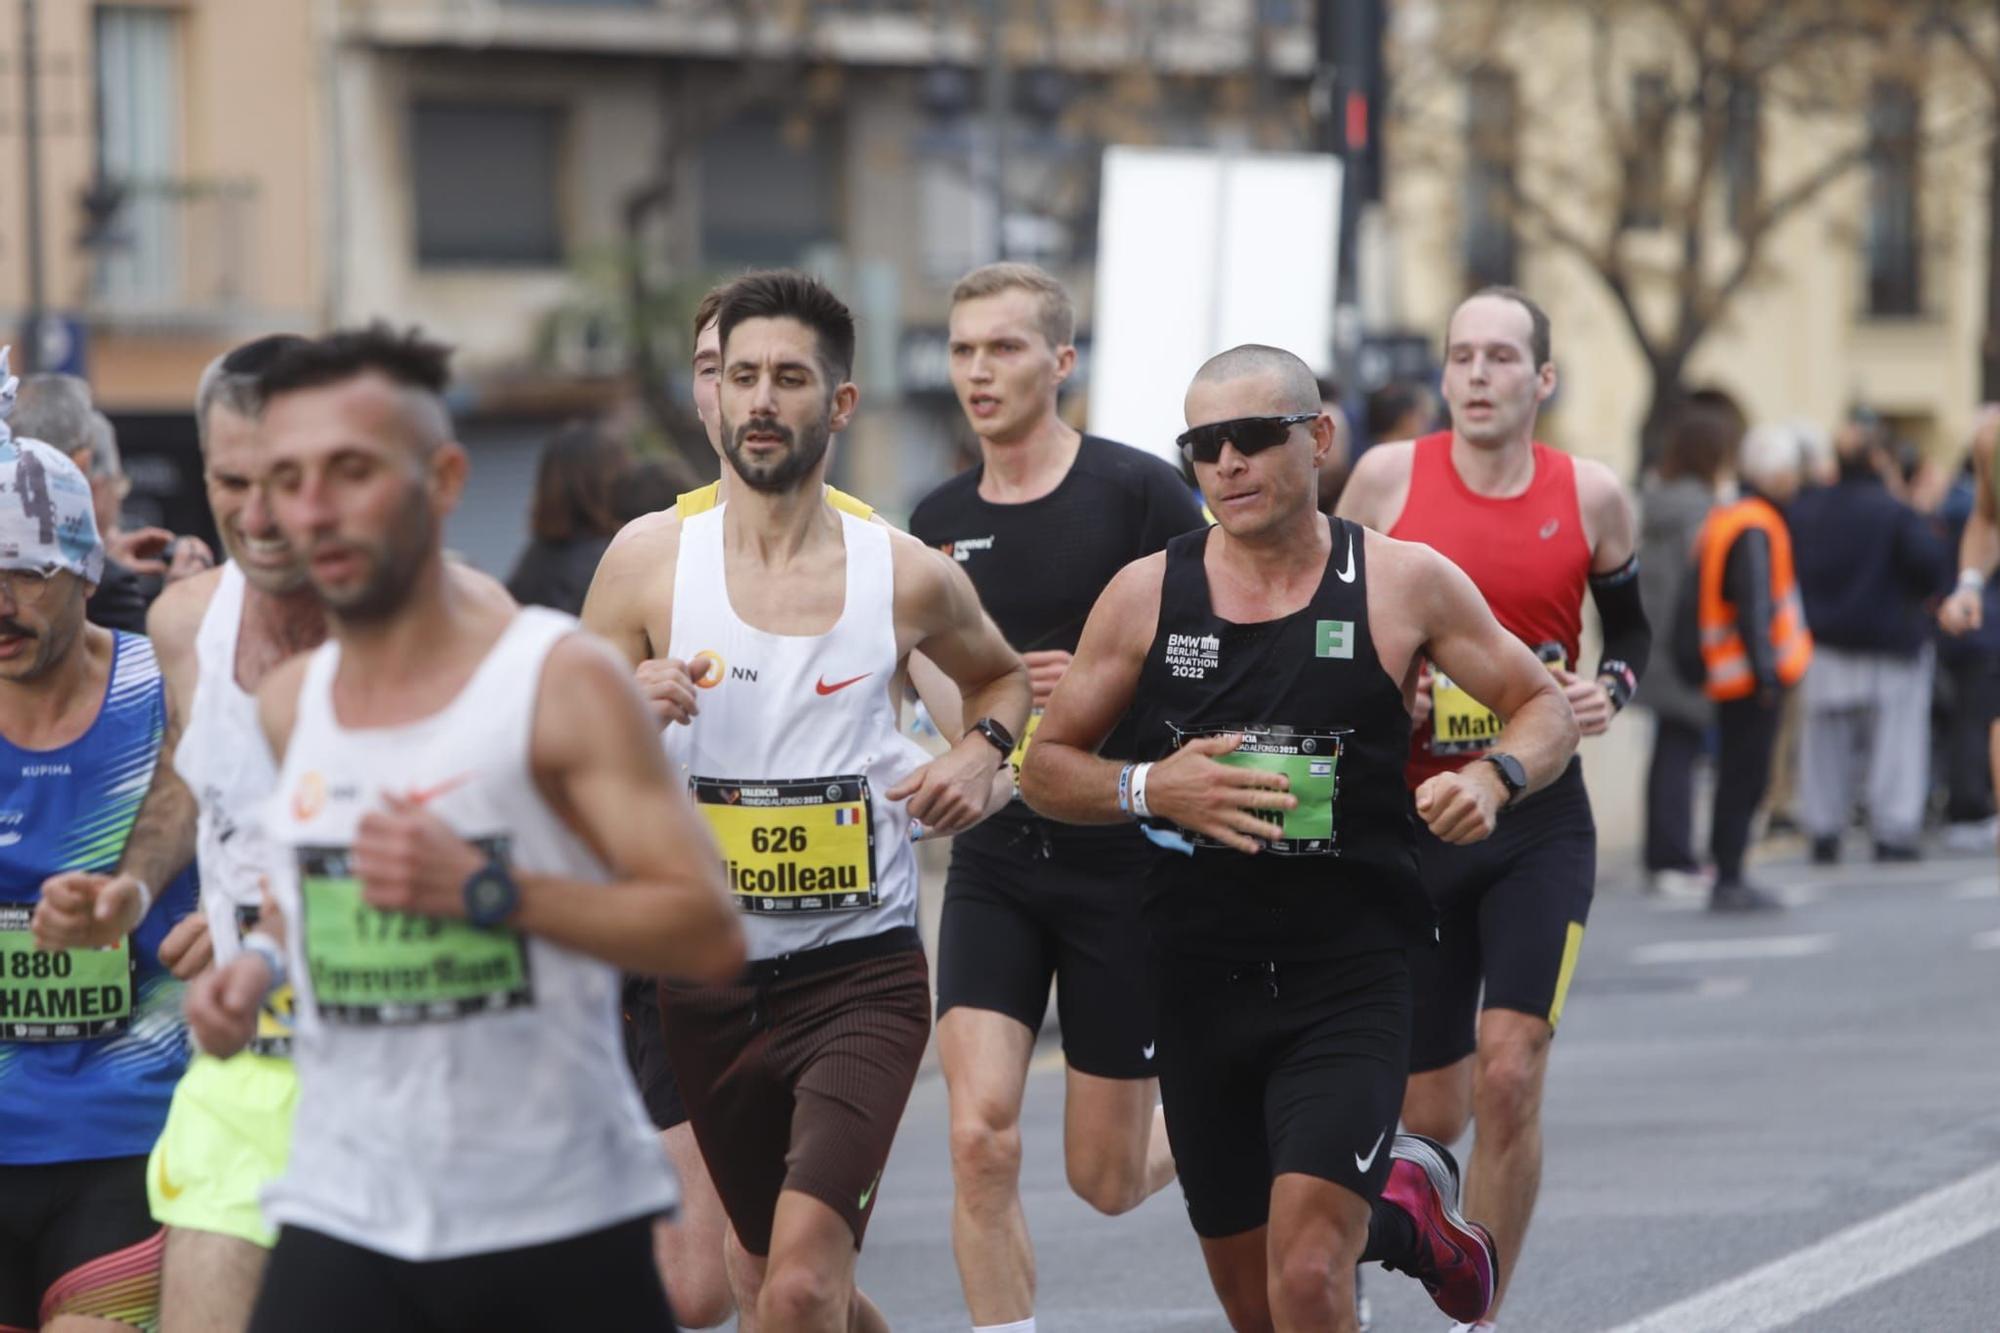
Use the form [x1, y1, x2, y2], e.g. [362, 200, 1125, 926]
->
[403, 773, 473, 808]
[816, 673, 871, 696]
[157, 1142, 185, 1201]
[1354, 1129, 1386, 1173]
[1336, 533, 1357, 583]
[1142, 1042, 1156, 1060]
[858, 1170, 882, 1210]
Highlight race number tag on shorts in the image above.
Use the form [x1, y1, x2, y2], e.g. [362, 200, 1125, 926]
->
[234, 904, 295, 1057]
[0, 903, 133, 1041]
[1169, 727, 1345, 857]
[299, 839, 532, 1025]
[1430, 645, 1567, 756]
[693, 775, 879, 914]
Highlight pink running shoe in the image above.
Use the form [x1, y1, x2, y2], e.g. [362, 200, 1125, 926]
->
[1378, 1133, 1497, 1323]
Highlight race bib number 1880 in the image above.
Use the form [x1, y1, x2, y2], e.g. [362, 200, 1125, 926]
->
[0, 903, 133, 1041]
[300, 839, 533, 1025]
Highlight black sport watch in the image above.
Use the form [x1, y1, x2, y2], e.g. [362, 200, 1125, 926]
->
[1481, 752, 1528, 808]
[462, 859, 521, 928]
[969, 717, 1016, 766]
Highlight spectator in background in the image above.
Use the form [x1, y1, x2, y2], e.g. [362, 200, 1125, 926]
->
[614, 453, 682, 526]
[11, 374, 211, 632]
[1639, 400, 1733, 894]
[1312, 374, 1353, 513]
[1364, 379, 1441, 447]
[1789, 418, 1952, 862]
[1693, 424, 1814, 912]
[505, 420, 631, 614]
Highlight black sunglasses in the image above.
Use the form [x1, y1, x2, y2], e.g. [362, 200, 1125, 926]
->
[1176, 413, 1318, 465]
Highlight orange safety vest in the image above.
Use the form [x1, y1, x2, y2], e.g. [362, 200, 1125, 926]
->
[1695, 496, 1813, 701]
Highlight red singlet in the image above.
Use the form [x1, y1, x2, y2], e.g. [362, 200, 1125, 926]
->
[1388, 431, 1590, 785]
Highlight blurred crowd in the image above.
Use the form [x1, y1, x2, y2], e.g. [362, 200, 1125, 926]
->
[1636, 393, 1991, 907]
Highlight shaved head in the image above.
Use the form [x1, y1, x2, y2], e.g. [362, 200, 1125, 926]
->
[1191, 344, 1322, 417]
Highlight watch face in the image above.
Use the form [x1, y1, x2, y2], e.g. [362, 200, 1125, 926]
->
[468, 872, 512, 923]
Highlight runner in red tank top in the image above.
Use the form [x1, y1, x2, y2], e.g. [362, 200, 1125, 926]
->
[1339, 287, 1650, 1329]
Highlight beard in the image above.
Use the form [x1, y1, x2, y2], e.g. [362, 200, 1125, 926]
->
[310, 483, 436, 625]
[720, 412, 833, 496]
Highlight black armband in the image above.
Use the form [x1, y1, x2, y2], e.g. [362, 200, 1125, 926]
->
[1588, 555, 1650, 710]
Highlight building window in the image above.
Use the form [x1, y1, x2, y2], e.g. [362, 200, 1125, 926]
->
[1723, 78, 1760, 235]
[1866, 81, 1921, 317]
[1462, 67, 1517, 290]
[93, 5, 183, 308]
[411, 101, 564, 268]
[1624, 72, 1669, 230]
[698, 112, 839, 269]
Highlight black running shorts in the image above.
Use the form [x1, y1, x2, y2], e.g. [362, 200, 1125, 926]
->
[1408, 758, 1596, 1073]
[621, 973, 688, 1130]
[935, 822, 1159, 1079]
[1154, 947, 1411, 1240]
[248, 1218, 675, 1333]
[0, 1157, 163, 1331]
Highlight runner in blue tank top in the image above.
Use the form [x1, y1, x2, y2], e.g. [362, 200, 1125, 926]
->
[0, 427, 198, 1332]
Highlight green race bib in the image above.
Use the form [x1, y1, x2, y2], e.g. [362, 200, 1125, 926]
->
[299, 841, 533, 1025]
[0, 903, 133, 1041]
[1170, 726, 1345, 857]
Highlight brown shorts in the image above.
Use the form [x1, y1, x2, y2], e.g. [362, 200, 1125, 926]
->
[658, 927, 931, 1256]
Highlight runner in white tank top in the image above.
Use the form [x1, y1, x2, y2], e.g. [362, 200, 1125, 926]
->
[585, 272, 1029, 1331]
[183, 326, 741, 1333]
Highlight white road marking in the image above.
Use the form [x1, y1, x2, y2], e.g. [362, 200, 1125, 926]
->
[1973, 929, 2000, 951]
[1603, 1159, 2000, 1333]
[1631, 935, 1833, 965]
[1949, 879, 1998, 900]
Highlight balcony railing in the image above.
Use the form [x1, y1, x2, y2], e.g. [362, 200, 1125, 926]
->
[82, 177, 259, 324]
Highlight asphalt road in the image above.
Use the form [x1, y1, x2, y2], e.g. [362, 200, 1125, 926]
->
[742, 842, 2000, 1330]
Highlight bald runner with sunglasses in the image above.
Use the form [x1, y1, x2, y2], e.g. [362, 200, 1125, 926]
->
[1023, 345, 1578, 1333]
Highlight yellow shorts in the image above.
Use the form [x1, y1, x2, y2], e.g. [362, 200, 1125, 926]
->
[146, 1051, 296, 1248]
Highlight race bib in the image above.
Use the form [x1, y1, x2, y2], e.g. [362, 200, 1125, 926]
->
[693, 775, 879, 914]
[299, 840, 533, 1026]
[1008, 711, 1044, 787]
[1169, 726, 1345, 857]
[234, 904, 295, 1058]
[0, 903, 133, 1041]
[1429, 646, 1567, 756]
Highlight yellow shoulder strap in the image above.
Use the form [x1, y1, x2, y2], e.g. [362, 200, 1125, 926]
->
[826, 486, 875, 520]
[674, 482, 722, 518]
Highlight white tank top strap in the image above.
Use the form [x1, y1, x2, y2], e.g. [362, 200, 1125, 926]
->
[447, 607, 577, 758]
[193, 562, 247, 670]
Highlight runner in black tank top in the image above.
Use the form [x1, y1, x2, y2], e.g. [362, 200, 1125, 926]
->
[1021, 344, 1579, 1333]
[909, 264, 1203, 1332]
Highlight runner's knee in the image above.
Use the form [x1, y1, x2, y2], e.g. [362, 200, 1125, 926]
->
[1064, 1142, 1147, 1216]
[1474, 1041, 1547, 1133]
[1266, 1236, 1353, 1326]
[756, 1257, 847, 1328]
[948, 1103, 1023, 1191]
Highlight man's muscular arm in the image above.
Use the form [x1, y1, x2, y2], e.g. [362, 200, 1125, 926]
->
[1943, 412, 2000, 635]
[1022, 556, 1294, 854]
[885, 539, 1030, 836]
[33, 575, 213, 955]
[1572, 459, 1648, 734]
[1334, 439, 1415, 533]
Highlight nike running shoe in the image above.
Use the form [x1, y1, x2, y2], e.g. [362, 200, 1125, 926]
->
[1379, 1133, 1497, 1324]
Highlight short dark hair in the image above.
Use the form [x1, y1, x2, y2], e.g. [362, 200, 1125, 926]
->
[693, 284, 730, 345]
[1366, 381, 1432, 441]
[1659, 401, 1741, 486]
[255, 323, 454, 401]
[1458, 285, 1552, 368]
[528, 420, 630, 543]
[196, 333, 311, 441]
[716, 271, 856, 386]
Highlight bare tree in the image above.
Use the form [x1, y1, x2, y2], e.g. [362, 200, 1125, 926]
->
[1393, 0, 1987, 464]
